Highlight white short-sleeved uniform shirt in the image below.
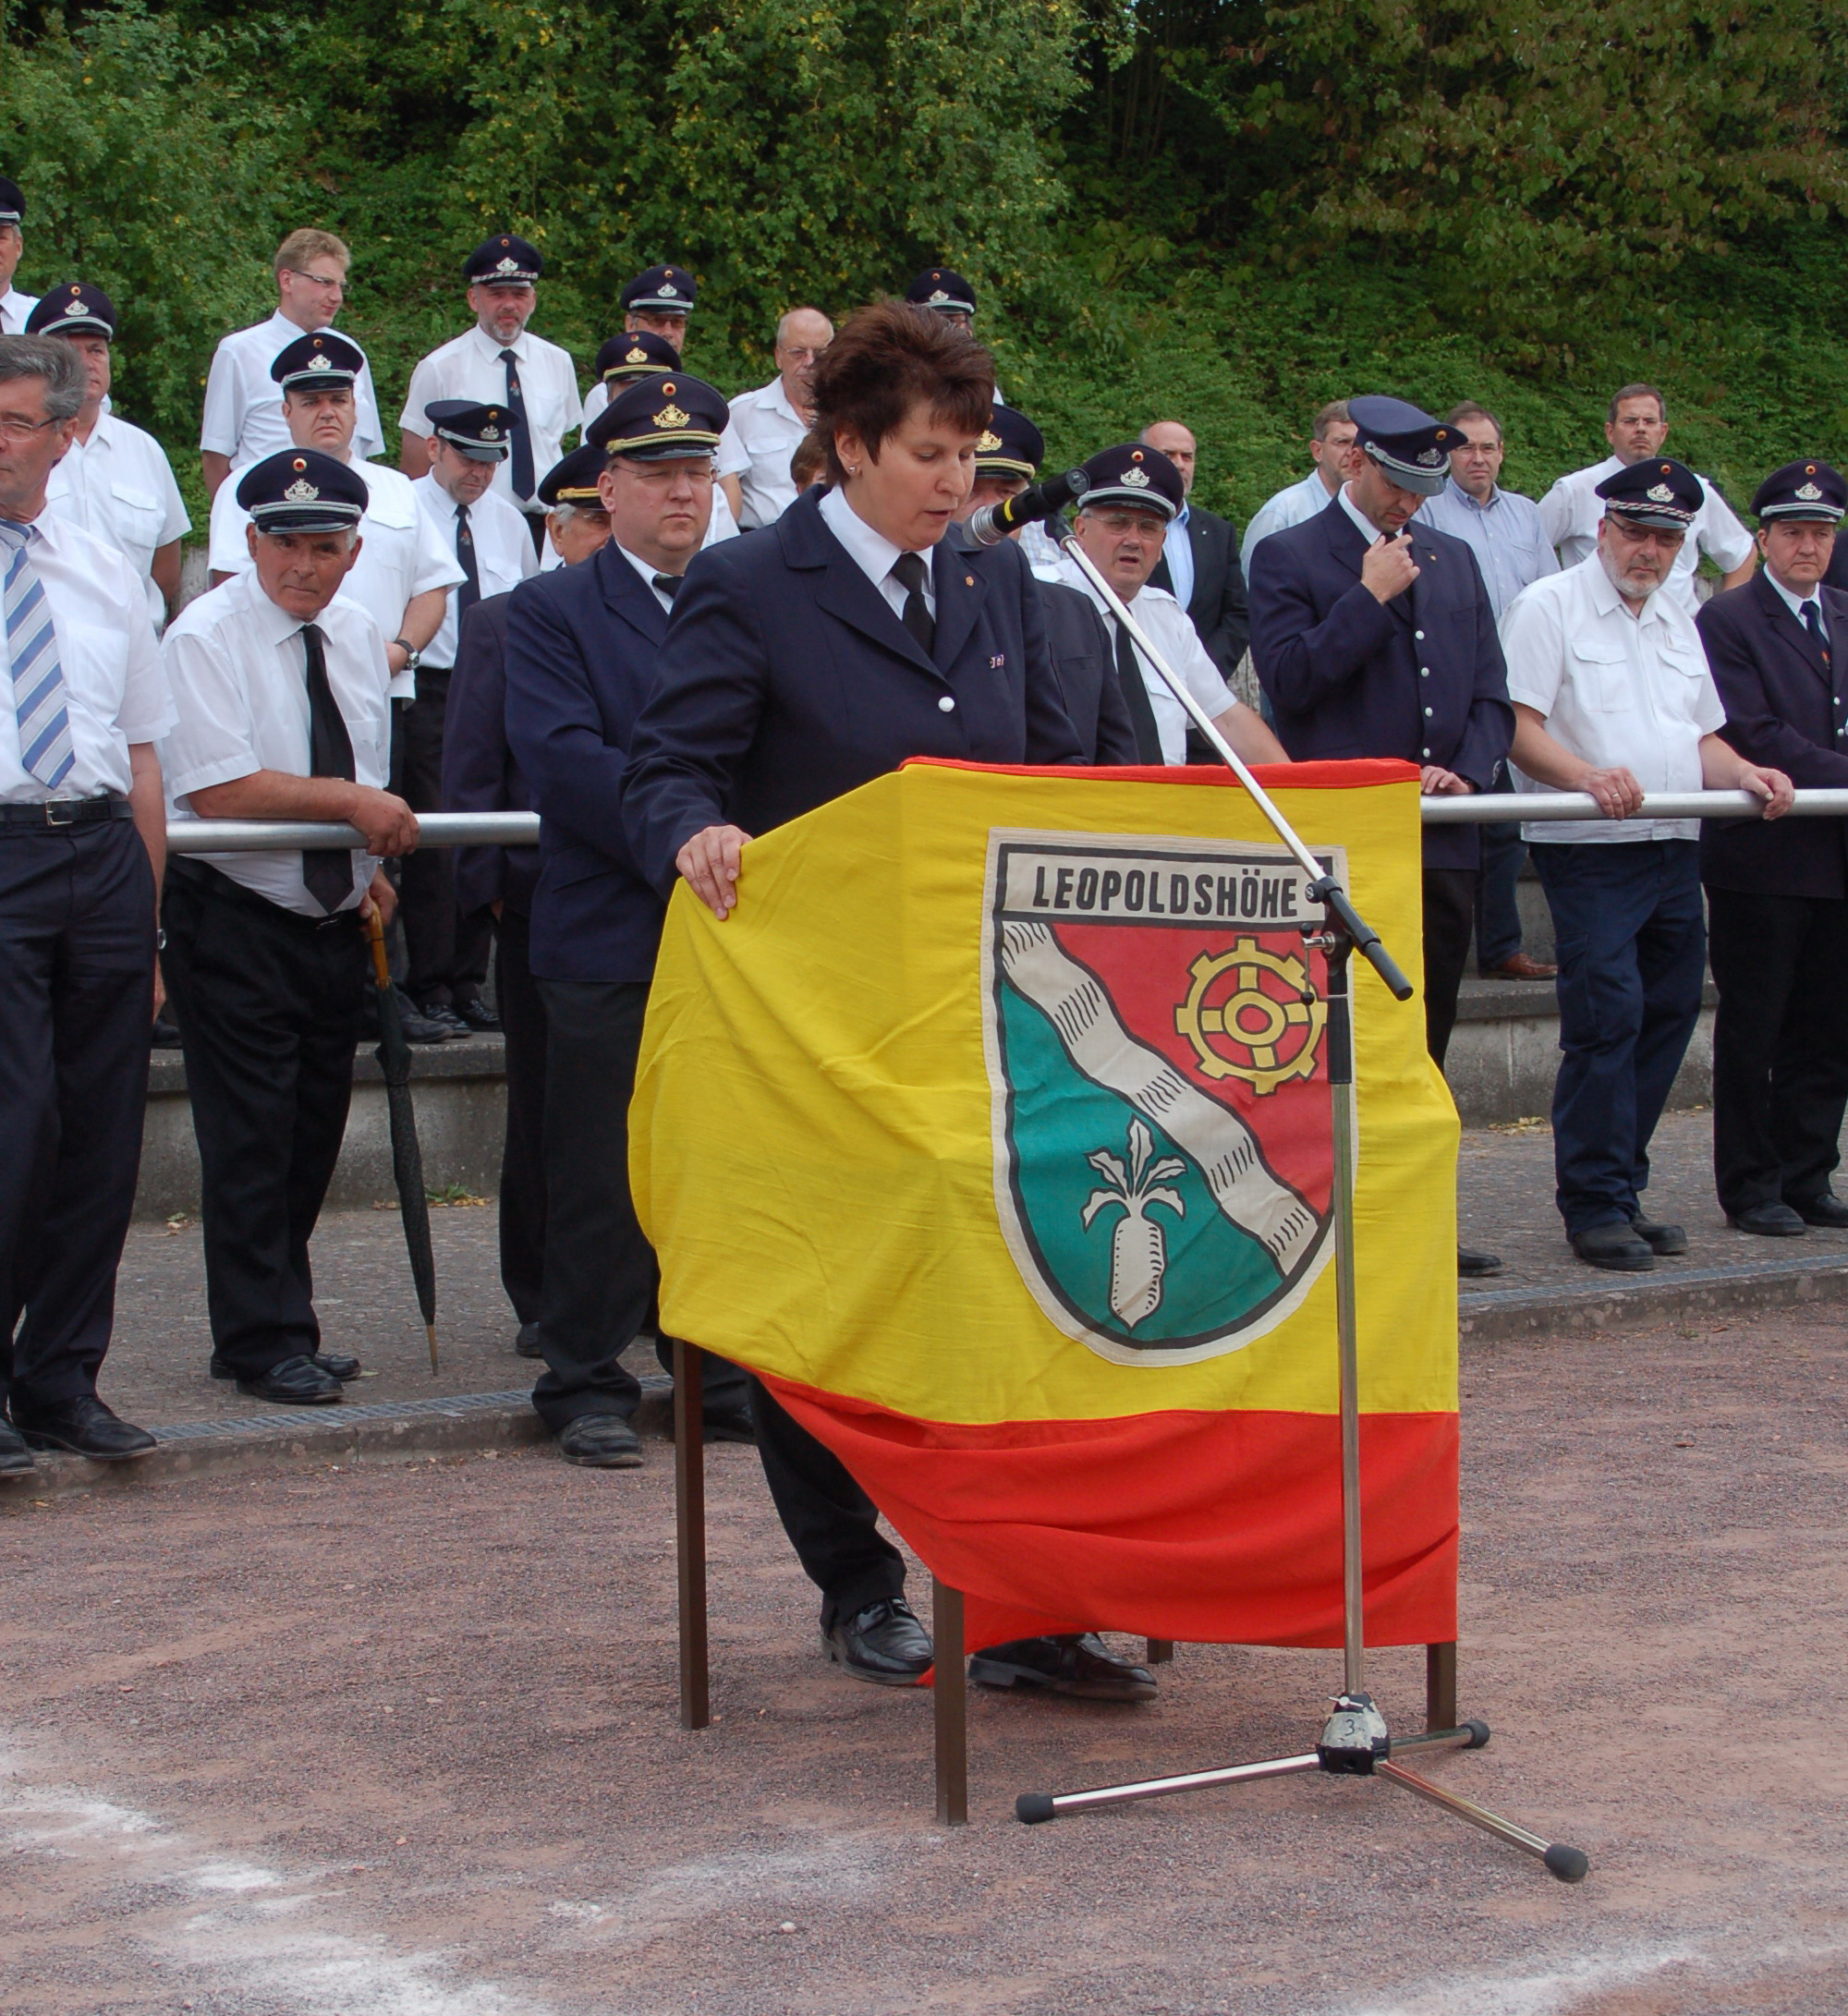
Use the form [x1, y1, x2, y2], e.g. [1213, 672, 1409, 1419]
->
[1502, 553, 1727, 844]
[1, 288, 40, 336]
[161, 570, 391, 916]
[399, 325, 583, 518]
[1537, 455, 1754, 615]
[208, 460, 465, 698]
[1053, 552, 1234, 763]
[0, 513, 174, 803]
[44, 413, 191, 632]
[410, 473, 538, 667]
[724, 376, 808, 529]
[199, 311, 385, 468]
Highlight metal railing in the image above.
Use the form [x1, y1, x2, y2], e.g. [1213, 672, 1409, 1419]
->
[161, 790, 1848, 853]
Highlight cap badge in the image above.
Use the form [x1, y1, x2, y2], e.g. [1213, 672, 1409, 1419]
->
[1417, 447, 1444, 467]
[1647, 482, 1675, 504]
[283, 478, 321, 504]
[1121, 466, 1150, 489]
[659, 281, 679, 298]
[307, 353, 334, 370]
[653, 403, 690, 430]
[977, 430, 1003, 453]
[495, 256, 519, 275]
[481, 423, 501, 441]
[626, 346, 649, 363]
[1796, 481, 1823, 502]
[929, 289, 950, 304]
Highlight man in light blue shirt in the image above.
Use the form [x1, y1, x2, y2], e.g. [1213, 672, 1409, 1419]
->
[1238, 400, 1357, 580]
[1419, 402, 1560, 982]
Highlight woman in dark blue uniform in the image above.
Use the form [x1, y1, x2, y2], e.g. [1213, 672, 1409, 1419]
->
[623, 300, 1154, 1703]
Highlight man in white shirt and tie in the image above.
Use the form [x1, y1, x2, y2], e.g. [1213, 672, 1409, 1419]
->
[161, 448, 418, 1407]
[725, 309, 832, 528]
[403, 398, 537, 1032]
[0, 181, 39, 334]
[0, 334, 171, 1469]
[398, 235, 582, 555]
[198, 228, 384, 498]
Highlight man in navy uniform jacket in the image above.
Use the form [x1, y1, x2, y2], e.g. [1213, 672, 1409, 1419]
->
[502, 374, 750, 1464]
[1698, 459, 1848, 1234]
[1248, 394, 1513, 1277]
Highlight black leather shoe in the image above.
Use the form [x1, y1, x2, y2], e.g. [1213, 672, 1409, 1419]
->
[702, 1403, 756, 1445]
[1728, 1203, 1806, 1237]
[822, 1597, 934, 1685]
[1629, 1215, 1687, 1256]
[151, 1015, 182, 1050]
[1788, 1192, 1848, 1229]
[12, 1395, 156, 1461]
[418, 1001, 472, 1038]
[235, 1354, 344, 1404]
[0, 1420, 36, 1476]
[969, 1633, 1158, 1701]
[515, 1321, 543, 1358]
[393, 986, 462, 1044]
[1569, 1222, 1656, 1271]
[311, 1351, 361, 1381]
[1457, 1246, 1503, 1279]
[555, 1415, 644, 1467]
[456, 998, 502, 1033]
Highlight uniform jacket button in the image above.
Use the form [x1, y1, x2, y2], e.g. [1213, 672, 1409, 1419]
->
[938, 695, 955, 712]
[1424, 706, 1433, 717]
[1415, 629, 1426, 640]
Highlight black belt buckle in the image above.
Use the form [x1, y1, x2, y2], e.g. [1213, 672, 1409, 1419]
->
[43, 800, 77, 828]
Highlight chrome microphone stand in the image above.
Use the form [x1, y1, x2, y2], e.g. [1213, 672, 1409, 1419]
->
[1012, 522, 1588, 1882]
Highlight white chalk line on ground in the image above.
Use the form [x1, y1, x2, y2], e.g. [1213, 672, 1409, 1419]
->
[0, 1741, 561, 2016]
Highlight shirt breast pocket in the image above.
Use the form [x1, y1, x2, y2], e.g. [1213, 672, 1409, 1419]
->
[1660, 645, 1709, 717]
[1571, 640, 1634, 713]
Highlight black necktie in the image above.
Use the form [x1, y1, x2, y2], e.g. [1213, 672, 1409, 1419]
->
[652, 572, 680, 603]
[891, 551, 935, 655]
[1804, 600, 1830, 667]
[456, 503, 480, 614]
[1112, 617, 1164, 763]
[299, 623, 357, 916]
[499, 348, 534, 502]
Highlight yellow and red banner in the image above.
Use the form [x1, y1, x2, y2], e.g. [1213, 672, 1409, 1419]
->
[632, 759, 1458, 1651]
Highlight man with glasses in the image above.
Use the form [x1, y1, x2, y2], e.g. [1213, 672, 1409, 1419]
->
[0, 180, 40, 335]
[1502, 458, 1793, 1272]
[724, 308, 833, 529]
[199, 229, 384, 498]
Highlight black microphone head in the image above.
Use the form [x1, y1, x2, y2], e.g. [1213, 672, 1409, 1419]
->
[1038, 468, 1089, 516]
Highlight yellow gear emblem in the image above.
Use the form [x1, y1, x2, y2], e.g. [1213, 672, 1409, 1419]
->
[1173, 939, 1325, 1094]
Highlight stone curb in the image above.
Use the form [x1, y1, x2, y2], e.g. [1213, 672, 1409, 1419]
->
[1460, 1251, 1848, 1341]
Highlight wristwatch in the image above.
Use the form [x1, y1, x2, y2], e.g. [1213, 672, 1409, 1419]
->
[393, 637, 421, 673]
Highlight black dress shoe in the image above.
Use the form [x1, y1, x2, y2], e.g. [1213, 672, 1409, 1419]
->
[151, 1015, 182, 1050]
[456, 998, 502, 1033]
[235, 1354, 344, 1404]
[392, 986, 462, 1044]
[969, 1633, 1158, 1701]
[555, 1415, 643, 1467]
[311, 1350, 361, 1381]
[1788, 1192, 1848, 1229]
[702, 1403, 757, 1445]
[1457, 1246, 1503, 1279]
[418, 1001, 472, 1038]
[1728, 1202, 1806, 1237]
[1629, 1214, 1687, 1256]
[822, 1597, 934, 1685]
[1569, 1222, 1656, 1271]
[11, 1395, 156, 1461]
[515, 1321, 543, 1358]
[0, 1420, 36, 1476]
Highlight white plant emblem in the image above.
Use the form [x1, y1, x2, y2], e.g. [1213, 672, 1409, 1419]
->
[1082, 1119, 1187, 1329]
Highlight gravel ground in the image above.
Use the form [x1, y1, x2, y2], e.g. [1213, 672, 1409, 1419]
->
[4, 1305, 1846, 2014]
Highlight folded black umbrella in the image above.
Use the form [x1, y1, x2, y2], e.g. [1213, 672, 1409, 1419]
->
[367, 907, 439, 1374]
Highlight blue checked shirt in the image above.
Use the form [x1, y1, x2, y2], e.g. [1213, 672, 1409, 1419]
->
[1416, 477, 1558, 622]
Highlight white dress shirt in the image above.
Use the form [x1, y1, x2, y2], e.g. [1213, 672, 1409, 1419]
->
[161, 570, 391, 915]
[1502, 553, 1727, 844]
[819, 484, 937, 623]
[1240, 468, 1337, 579]
[410, 474, 537, 667]
[1537, 455, 1754, 614]
[1763, 565, 1830, 641]
[400, 325, 583, 517]
[0, 513, 173, 803]
[1054, 553, 1234, 764]
[208, 461, 464, 698]
[44, 413, 191, 632]
[199, 311, 385, 468]
[1415, 477, 1558, 621]
[725, 377, 809, 528]
[0, 287, 40, 336]
[615, 541, 679, 614]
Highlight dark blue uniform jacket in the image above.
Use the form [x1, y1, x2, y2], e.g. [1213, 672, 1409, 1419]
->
[441, 590, 539, 921]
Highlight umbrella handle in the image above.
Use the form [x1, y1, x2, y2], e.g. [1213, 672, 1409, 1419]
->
[365, 904, 393, 990]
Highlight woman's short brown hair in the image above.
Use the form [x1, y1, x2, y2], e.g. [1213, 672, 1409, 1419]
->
[809, 298, 994, 483]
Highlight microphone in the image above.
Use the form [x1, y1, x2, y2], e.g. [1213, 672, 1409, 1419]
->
[964, 468, 1090, 548]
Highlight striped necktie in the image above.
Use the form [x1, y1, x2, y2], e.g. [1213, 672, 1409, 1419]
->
[0, 516, 74, 789]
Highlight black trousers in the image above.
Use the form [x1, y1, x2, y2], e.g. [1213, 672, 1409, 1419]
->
[1708, 885, 1848, 1215]
[0, 818, 155, 1413]
[531, 977, 748, 1431]
[492, 907, 547, 1326]
[1423, 866, 1477, 1070]
[161, 864, 365, 1378]
[394, 673, 490, 1009]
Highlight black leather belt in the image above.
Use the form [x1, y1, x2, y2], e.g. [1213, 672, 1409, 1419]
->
[167, 856, 363, 930]
[0, 795, 134, 831]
